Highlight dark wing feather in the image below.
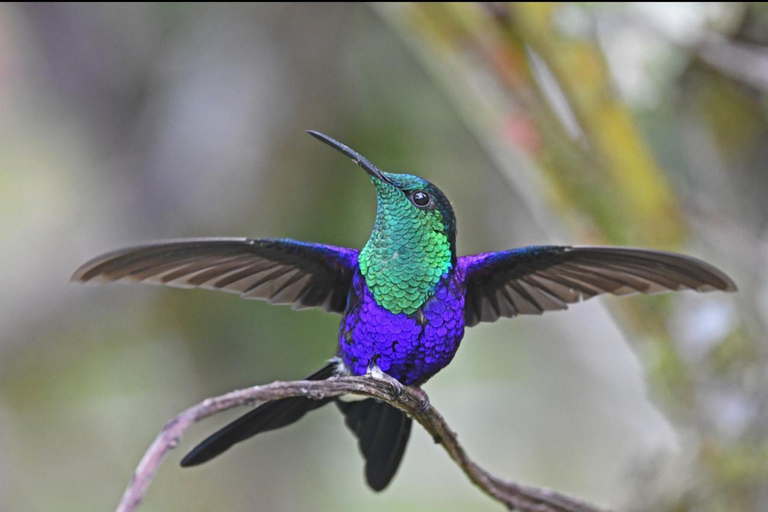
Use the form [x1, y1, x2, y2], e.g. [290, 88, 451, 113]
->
[460, 246, 737, 327]
[72, 238, 359, 313]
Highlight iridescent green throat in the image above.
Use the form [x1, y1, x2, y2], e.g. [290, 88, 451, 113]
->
[358, 177, 454, 314]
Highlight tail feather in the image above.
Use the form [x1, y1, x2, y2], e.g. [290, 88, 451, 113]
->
[180, 362, 413, 492]
[336, 399, 412, 491]
[180, 363, 336, 467]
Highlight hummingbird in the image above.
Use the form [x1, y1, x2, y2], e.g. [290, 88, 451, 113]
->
[72, 131, 737, 492]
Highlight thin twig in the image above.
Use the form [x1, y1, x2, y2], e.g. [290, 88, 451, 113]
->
[115, 374, 613, 512]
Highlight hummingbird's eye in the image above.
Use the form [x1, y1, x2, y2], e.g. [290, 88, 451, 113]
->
[411, 190, 431, 208]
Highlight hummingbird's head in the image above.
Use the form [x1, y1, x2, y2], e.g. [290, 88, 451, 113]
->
[307, 130, 456, 253]
[308, 130, 456, 314]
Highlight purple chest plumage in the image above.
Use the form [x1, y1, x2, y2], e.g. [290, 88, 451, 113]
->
[338, 269, 466, 386]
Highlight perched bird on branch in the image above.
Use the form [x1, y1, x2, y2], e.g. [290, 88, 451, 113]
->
[72, 131, 737, 492]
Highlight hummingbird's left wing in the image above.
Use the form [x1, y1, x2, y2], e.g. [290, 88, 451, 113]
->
[72, 238, 358, 313]
[460, 246, 737, 327]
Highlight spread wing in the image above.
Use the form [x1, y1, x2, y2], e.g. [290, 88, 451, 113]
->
[72, 238, 359, 313]
[460, 246, 737, 327]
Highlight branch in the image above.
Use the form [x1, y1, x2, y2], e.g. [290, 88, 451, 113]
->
[115, 373, 613, 512]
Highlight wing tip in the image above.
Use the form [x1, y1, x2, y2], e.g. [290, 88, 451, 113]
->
[69, 270, 86, 283]
[717, 274, 739, 293]
[70, 259, 122, 284]
[69, 263, 98, 283]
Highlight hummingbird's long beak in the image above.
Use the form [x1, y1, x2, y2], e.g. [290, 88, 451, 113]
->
[307, 130, 393, 186]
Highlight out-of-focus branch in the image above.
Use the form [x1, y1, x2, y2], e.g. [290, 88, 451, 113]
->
[593, 8, 768, 92]
[115, 373, 612, 512]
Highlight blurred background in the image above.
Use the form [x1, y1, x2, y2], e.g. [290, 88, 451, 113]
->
[1, 3, 766, 512]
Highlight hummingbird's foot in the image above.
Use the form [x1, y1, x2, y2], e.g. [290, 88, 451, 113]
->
[410, 387, 431, 415]
[367, 364, 405, 399]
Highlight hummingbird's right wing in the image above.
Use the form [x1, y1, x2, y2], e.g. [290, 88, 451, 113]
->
[72, 238, 359, 313]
